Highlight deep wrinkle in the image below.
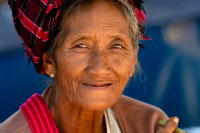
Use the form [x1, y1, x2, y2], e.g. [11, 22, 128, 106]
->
[45, 0, 138, 132]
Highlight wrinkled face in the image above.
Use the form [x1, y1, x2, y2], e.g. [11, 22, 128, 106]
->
[53, 0, 137, 110]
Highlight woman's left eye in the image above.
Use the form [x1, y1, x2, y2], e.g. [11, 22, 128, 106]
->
[74, 43, 87, 48]
[112, 44, 124, 49]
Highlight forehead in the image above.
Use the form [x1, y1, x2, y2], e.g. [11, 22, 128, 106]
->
[62, 0, 131, 40]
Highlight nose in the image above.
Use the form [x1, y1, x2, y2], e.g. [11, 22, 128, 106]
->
[87, 49, 110, 77]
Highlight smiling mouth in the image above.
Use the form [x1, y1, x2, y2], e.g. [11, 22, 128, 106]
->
[82, 82, 112, 89]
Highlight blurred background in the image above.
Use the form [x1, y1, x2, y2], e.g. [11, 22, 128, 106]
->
[0, 0, 200, 132]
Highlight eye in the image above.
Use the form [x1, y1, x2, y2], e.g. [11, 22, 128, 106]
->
[74, 43, 87, 48]
[111, 44, 124, 49]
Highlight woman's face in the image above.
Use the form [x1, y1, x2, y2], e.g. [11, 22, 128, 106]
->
[53, 0, 137, 110]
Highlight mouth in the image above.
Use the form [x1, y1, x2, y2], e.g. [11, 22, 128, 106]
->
[81, 82, 113, 90]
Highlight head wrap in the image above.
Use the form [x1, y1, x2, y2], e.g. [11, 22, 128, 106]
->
[8, 0, 148, 74]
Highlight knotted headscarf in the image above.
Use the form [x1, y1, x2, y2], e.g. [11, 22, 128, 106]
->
[8, 0, 148, 74]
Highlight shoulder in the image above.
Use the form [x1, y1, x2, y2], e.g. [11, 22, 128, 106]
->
[0, 110, 31, 133]
[113, 95, 168, 133]
[117, 95, 168, 117]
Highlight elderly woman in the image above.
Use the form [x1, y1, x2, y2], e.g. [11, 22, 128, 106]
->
[0, 0, 179, 133]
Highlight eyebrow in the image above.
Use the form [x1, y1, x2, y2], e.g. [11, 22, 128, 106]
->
[62, 29, 131, 46]
[62, 29, 90, 45]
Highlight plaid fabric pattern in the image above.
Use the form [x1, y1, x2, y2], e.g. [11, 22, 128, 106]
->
[8, 0, 63, 74]
[8, 0, 147, 74]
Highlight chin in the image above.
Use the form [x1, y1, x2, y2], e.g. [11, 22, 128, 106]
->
[75, 96, 118, 111]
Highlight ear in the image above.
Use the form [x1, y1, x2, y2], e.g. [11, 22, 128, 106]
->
[42, 52, 56, 76]
[131, 47, 139, 74]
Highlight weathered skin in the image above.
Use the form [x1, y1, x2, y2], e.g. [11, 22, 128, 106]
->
[42, 0, 136, 132]
[42, 0, 179, 133]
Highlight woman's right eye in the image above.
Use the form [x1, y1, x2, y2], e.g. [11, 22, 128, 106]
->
[74, 44, 87, 48]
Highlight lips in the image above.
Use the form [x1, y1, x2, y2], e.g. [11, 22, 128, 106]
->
[81, 82, 113, 90]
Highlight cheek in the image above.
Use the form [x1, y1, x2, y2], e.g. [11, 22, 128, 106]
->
[107, 51, 135, 94]
[54, 50, 89, 98]
[109, 51, 135, 79]
[57, 51, 87, 77]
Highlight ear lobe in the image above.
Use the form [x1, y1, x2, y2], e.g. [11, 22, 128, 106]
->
[42, 52, 55, 75]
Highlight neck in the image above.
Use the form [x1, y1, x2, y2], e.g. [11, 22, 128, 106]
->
[47, 85, 107, 133]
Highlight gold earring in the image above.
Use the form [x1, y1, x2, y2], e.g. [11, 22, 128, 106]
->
[130, 74, 132, 77]
[49, 72, 55, 78]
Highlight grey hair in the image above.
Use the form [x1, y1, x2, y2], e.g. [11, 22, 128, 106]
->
[46, 0, 142, 74]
